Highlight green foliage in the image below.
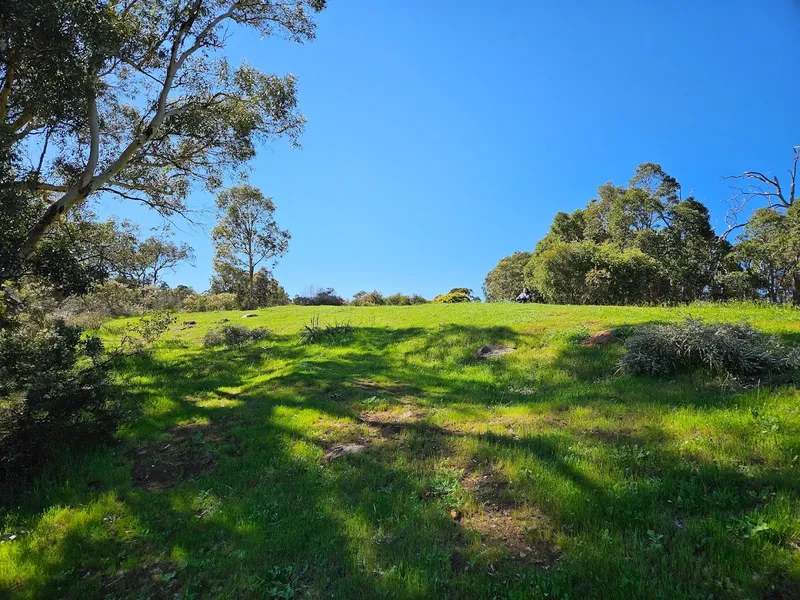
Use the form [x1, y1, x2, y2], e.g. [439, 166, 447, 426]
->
[293, 288, 346, 306]
[53, 282, 194, 328]
[0, 321, 113, 482]
[352, 290, 385, 306]
[183, 293, 239, 313]
[619, 318, 800, 377]
[299, 315, 354, 345]
[432, 288, 478, 303]
[210, 264, 290, 309]
[515, 164, 738, 305]
[385, 293, 428, 305]
[1, 0, 326, 269]
[483, 251, 533, 302]
[212, 185, 290, 307]
[735, 204, 800, 304]
[203, 325, 270, 348]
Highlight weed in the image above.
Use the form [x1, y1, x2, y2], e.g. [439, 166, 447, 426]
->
[298, 315, 354, 345]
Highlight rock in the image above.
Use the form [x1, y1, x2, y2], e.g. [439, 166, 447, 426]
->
[182, 320, 197, 325]
[473, 344, 515, 360]
[323, 443, 365, 461]
[242, 313, 257, 318]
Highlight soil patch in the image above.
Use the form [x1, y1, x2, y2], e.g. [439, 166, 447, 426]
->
[351, 378, 420, 397]
[131, 423, 219, 492]
[473, 344, 515, 360]
[581, 329, 615, 347]
[458, 467, 560, 567]
[463, 469, 515, 509]
[460, 507, 560, 568]
[101, 561, 181, 599]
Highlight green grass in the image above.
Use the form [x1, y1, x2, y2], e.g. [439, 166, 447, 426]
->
[2, 302, 800, 599]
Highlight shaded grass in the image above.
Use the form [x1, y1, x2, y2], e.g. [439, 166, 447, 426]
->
[1, 303, 799, 599]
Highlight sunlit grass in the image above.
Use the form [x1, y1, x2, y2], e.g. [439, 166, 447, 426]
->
[1, 302, 799, 599]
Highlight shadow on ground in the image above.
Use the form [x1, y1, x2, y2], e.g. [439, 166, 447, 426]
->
[2, 323, 799, 599]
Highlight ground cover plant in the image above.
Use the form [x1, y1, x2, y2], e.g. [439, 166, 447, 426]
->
[0, 302, 799, 599]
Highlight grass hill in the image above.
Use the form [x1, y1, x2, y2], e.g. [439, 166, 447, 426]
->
[2, 303, 799, 599]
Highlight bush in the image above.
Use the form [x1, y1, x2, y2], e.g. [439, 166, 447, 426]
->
[52, 282, 195, 328]
[0, 311, 174, 484]
[385, 293, 428, 305]
[292, 287, 346, 306]
[203, 324, 270, 347]
[432, 288, 477, 303]
[619, 318, 800, 378]
[0, 321, 114, 483]
[352, 290, 385, 306]
[183, 292, 239, 312]
[299, 316, 354, 345]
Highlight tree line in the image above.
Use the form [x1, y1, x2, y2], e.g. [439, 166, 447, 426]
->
[484, 160, 800, 305]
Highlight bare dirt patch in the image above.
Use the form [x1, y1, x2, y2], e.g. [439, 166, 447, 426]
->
[581, 329, 615, 347]
[473, 344, 515, 360]
[131, 423, 219, 492]
[351, 378, 420, 398]
[359, 408, 425, 438]
[101, 561, 181, 599]
[460, 507, 560, 568]
[463, 468, 515, 509]
[459, 468, 560, 568]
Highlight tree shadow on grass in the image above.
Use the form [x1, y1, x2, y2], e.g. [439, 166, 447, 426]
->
[2, 322, 799, 599]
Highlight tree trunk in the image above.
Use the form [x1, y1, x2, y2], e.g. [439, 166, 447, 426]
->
[248, 260, 254, 306]
[793, 273, 800, 306]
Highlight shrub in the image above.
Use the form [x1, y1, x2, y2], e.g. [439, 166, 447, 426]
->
[432, 288, 477, 303]
[483, 251, 532, 302]
[0, 321, 114, 483]
[385, 293, 429, 305]
[183, 292, 239, 312]
[203, 324, 270, 347]
[299, 316, 354, 345]
[352, 290, 385, 306]
[292, 288, 346, 306]
[52, 283, 195, 328]
[0, 311, 174, 484]
[619, 318, 800, 378]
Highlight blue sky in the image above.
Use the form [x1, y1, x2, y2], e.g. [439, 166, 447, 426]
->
[96, 0, 800, 299]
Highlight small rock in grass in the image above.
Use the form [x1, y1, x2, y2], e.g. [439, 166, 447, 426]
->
[474, 344, 515, 360]
[242, 313, 257, 318]
[182, 320, 197, 325]
[323, 443, 365, 461]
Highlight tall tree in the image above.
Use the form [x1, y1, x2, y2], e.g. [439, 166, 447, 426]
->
[723, 146, 799, 237]
[0, 0, 325, 279]
[735, 205, 800, 304]
[212, 184, 289, 305]
[131, 234, 194, 288]
[483, 251, 532, 302]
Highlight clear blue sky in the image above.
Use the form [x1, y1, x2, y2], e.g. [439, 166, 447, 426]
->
[96, 0, 800, 299]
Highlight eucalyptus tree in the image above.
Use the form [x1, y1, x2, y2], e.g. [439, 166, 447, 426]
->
[0, 0, 326, 279]
[212, 184, 289, 305]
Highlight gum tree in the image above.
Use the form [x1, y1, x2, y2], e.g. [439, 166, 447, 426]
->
[0, 0, 326, 279]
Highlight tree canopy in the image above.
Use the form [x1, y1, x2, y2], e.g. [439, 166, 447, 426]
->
[0, 0, 325, 278]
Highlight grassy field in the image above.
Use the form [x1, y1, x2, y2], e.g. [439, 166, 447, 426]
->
[1, 303, 800, 599]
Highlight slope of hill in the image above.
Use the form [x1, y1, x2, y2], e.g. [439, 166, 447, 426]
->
[2, 303, 799, 599]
